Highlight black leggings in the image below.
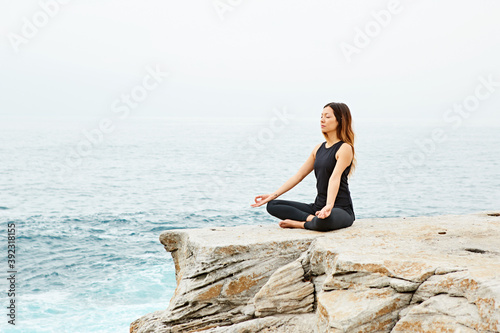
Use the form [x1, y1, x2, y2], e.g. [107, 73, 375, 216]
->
[266, 199, 354, 232]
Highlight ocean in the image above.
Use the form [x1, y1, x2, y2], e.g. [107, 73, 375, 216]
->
[1, 116, 499, 332]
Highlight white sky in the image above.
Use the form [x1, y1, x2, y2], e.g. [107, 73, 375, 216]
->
[1, 0, 499, 124]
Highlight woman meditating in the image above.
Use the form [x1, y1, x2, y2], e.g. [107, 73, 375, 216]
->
[251, 102, 356, 231]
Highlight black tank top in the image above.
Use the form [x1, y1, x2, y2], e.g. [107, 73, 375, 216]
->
[312, 141, 355, 219]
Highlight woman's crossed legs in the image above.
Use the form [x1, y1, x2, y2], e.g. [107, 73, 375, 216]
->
[266, 199, 354, 232]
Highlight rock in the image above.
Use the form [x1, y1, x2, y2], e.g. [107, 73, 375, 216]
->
[393, 294, 487, 332]
[131, 225, 318, 333]
[408, 270, 500, 332]
[252, 258, 315, 317]
[202, 314, 317, 333]
[317, 288, 412, 332]
[131, 211, 500, 332]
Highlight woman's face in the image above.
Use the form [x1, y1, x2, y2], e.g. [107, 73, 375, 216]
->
[320, 106, 338, 133]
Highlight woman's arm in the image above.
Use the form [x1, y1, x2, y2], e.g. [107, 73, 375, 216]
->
[316, 143, 353, 218]
[251, 143, 320, 207]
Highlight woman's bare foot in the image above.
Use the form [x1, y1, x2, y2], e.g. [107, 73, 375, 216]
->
[306, 214, 314, 222]
[279, 219, 306, 229]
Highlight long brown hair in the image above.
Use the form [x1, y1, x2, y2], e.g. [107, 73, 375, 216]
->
[322, 102, 356, 176]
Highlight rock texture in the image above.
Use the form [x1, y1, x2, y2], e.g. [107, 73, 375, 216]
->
[131, 211, 500, 333]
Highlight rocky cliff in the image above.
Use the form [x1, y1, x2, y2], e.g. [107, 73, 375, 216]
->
[131, 211, 500, 333]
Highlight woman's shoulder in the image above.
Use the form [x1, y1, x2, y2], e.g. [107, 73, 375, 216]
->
[337, 141, 354, 157]
[339, 141, 353, 150]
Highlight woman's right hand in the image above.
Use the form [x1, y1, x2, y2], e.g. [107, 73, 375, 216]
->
[251, 194, 275, 207]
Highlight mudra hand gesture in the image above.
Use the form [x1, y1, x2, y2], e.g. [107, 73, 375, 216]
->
[315, 203, 333, 219]
[251, 194, 277, 207]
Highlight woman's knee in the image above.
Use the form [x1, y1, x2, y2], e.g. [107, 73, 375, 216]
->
[332, 208, 354, 229]
[266, 200, 277, 214]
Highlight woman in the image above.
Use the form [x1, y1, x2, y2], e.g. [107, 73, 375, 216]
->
[250, 102, 356, 231]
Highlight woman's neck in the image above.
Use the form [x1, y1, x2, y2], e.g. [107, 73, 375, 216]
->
[325, 133, 340, 145]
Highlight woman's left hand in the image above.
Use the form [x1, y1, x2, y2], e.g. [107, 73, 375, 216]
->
[315, 204, 333, 219]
